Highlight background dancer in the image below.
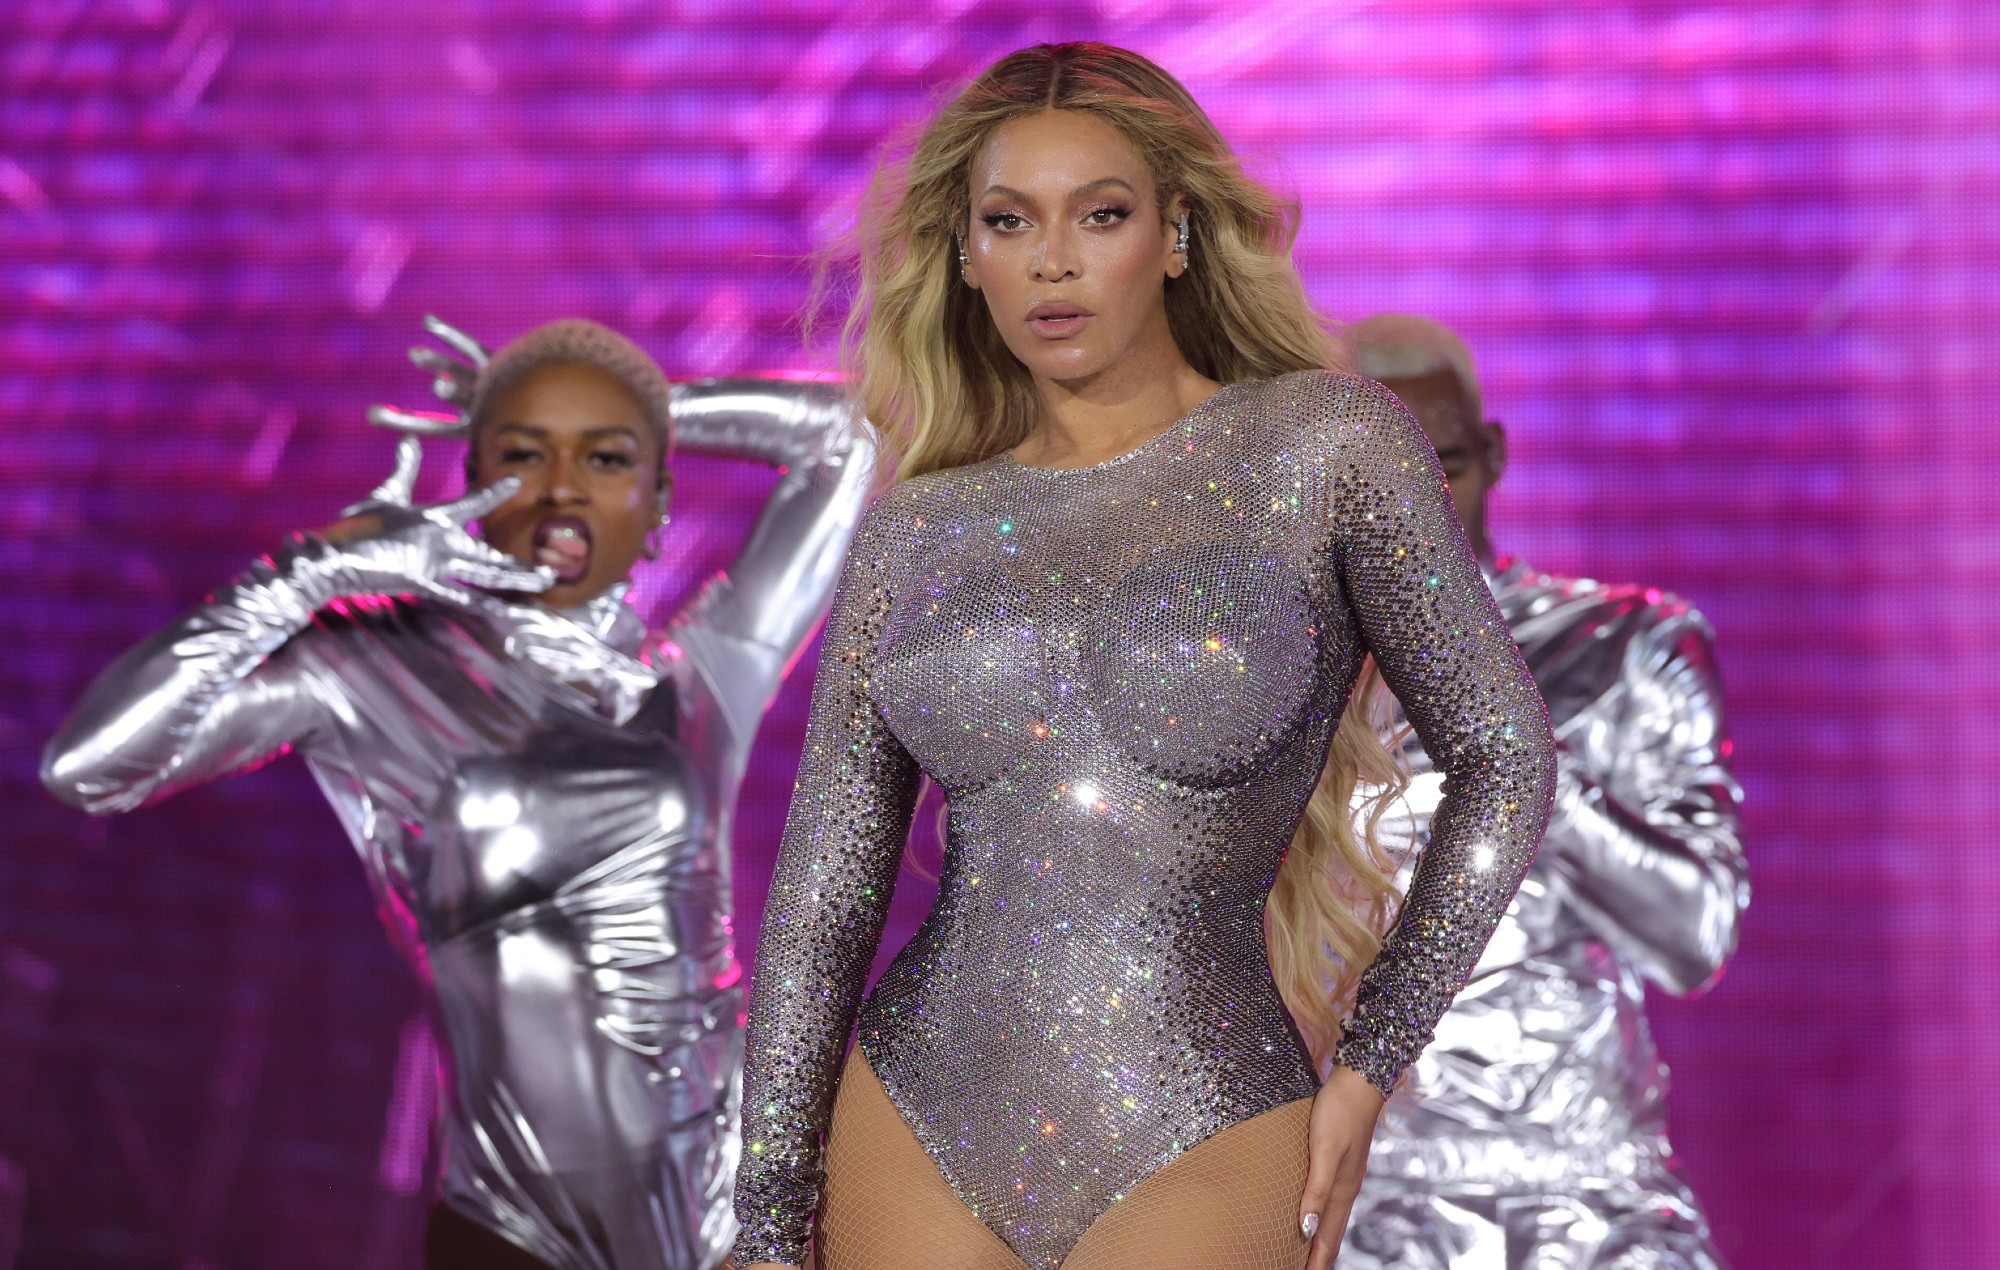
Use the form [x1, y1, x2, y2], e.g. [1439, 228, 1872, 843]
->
[1337, 313, 1746, 1270]
[42, 319, 874, 1270]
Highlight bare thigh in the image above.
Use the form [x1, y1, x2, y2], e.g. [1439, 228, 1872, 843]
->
[815, 1051, 1029, 1270]
[1062, 1094, 1314, 1270]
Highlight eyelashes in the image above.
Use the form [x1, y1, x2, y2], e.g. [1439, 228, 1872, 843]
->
[492, 449, 637, 470]
[978, 205, 1135, 231]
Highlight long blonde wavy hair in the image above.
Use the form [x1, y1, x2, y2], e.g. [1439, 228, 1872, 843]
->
[829, 42, 1409, 1063]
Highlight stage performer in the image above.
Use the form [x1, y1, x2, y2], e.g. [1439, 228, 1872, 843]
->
[1336, 314, 1746, 1269]
[41, 317, 875, 1270]
[731, 43, 1555, 1270]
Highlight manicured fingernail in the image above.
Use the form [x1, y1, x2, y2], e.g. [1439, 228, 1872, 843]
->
[1301, 1212, 1320, 1239]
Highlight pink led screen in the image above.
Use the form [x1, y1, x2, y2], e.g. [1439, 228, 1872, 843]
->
[3, 2, 1996, 1266]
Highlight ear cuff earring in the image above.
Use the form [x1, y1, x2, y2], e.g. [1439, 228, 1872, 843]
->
[1175, 214, 1191, 255]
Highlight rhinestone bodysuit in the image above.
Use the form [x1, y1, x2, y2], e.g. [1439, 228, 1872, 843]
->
[735, 372, 1556, 1268]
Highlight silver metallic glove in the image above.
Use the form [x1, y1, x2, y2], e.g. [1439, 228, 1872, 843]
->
[311, 436, 553, 610]
[666, 377, 852, 465]
[42, 433, 547, 816]
[365, 313, 486, 438]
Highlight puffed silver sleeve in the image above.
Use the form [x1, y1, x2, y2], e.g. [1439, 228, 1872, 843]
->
[41, 537, 346, 814]
[1542, 605, 1747, 995]
[665, 379, 878, 743]
[730, 500, 922, 1268]
[41, 470, 542, 814]
[1313, 373, 1558, 1097]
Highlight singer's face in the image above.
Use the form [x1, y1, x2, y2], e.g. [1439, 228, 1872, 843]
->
[962, 110, 1182, 386]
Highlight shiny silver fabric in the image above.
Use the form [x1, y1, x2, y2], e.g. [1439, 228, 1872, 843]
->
[732, 372, 1556, 1268]
[42, 379, 874, 1270]
[1341, 558, 1746, 1270]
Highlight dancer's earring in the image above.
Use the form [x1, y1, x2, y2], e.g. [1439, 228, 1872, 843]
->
[643, 510, 670, 561]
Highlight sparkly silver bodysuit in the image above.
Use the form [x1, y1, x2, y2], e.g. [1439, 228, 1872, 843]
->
[42, 382, 873, 1270]
[733, 371, 1557, 1269]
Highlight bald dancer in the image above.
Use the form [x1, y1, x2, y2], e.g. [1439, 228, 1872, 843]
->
[1337, 315, 1745, 1270]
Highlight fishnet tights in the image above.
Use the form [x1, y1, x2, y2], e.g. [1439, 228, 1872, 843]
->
[813, 1052, 1314, 1270]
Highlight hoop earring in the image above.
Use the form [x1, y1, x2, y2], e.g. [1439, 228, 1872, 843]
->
[644, 511, 670, 561]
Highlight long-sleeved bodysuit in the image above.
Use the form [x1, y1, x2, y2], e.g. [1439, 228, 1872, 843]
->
[41, 381, 874, 1270]
[732, 372, 1558, 1269]
[1341, 559, 1746, 1270]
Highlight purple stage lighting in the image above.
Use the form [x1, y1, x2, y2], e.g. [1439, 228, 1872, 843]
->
[2, 4, 1995, 1267]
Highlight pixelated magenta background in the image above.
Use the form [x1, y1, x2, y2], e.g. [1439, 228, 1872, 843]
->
[3, 2, 1996, 1267]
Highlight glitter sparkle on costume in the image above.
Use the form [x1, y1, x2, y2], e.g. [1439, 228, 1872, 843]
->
[733, 372, 1554, 1268]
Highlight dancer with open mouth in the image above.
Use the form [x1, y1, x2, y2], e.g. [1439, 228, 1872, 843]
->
[42, 316, 875, 1270]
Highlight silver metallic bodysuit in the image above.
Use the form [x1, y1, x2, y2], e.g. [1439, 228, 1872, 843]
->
[42, 381, 874, 1270]
[1341, 559, 1746, 1270]
[732, 372, 1557, 1269]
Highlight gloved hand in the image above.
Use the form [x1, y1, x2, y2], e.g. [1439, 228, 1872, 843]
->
[299, 434, 554, 610]
[364, 313, 487, 438]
